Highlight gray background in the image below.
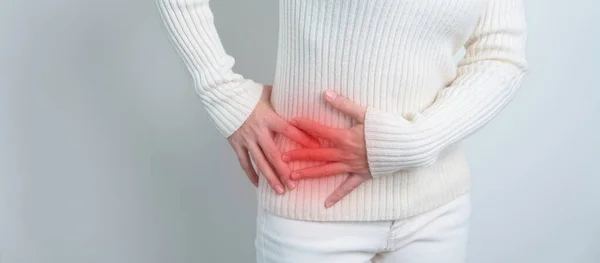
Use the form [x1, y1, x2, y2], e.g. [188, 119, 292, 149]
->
[1, 0, 598, 262]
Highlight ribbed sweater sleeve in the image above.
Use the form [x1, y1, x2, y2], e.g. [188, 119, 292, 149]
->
[363, 0, 530, 178]
[155, 0, 263, 138]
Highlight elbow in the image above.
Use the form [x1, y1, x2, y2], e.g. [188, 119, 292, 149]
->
[513, 57, 529, 81]
[518, 58, 530, 74]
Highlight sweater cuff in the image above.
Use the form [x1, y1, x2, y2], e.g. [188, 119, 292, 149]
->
[363, 107, 439, 178]
[202, 79, 264, 138]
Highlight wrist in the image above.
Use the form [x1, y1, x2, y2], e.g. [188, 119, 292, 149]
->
[203, 79, 264, 138]
[363, 107, 437, 178]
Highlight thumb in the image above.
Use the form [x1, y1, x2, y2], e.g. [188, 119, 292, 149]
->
[324, 90, 366, 123]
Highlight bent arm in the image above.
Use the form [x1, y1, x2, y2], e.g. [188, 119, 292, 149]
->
[363, 0, 530, 177]
[155, 0, 263, 138]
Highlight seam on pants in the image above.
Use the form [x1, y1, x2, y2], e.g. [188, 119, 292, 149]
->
[259, 207, 267, 262]
[383, 221, 395, 252]
[392, 193, 471, 252]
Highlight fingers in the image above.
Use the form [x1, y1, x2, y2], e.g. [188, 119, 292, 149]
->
[290, 118, 343, 142]
[282, 148, 344, 162]
[247, 143, 286, 195]
[290, 162, 349, 180]
[323, 90, 367, 123]
[232, 145, 259, 187]
[269, 117, 320, 148]
[257, 133, 296, 190]
[325, 175, 366, 208]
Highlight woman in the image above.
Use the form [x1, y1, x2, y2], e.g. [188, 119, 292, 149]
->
[156, 0, 529, 262]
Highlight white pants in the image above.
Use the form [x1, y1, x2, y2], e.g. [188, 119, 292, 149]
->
[255, 193, 471, 263]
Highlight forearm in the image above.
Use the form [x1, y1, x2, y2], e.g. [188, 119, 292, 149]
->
[364, 0, 530, 177]
[155, 0, 263, 137]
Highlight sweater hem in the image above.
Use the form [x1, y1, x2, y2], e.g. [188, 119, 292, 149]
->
[256, 143, 472, 222]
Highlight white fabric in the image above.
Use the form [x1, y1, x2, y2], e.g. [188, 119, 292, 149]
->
[255, 193, 471, 263]
[156, 0, 529, 221]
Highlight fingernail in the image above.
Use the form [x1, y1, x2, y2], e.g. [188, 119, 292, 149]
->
[282, 154, 290, 162]
[290, 119, 298, 126]
[275, 185, 285, 194]
[287, 180, 296, 190]
[325, 90, 337, 101]
[325, 201, 334, 208]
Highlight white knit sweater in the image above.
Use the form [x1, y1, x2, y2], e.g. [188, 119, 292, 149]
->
[156, 0, 529, 221]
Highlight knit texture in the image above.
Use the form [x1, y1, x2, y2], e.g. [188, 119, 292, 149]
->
[156, 0, 529, 221]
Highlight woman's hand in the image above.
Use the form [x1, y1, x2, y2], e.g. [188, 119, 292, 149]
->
[282, 90, 373, 208]
[227, 85, 320, 194]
